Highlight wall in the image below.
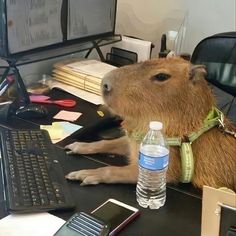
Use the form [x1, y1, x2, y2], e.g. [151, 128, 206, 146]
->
[115, 0, 236, 56]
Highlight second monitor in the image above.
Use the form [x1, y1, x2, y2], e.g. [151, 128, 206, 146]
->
[0, 0, 117, 57]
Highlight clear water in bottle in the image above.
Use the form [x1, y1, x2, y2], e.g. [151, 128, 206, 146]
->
[136, 121, 169, 210]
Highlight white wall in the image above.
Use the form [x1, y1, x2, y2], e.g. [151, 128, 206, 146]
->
[115, 0, 236, 56]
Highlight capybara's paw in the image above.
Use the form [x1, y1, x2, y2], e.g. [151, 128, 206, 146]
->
[65, 169, 105, 185]
[64, 142, 95, 155]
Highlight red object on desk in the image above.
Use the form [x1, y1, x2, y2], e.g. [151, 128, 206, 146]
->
[29, 95, 76, 108]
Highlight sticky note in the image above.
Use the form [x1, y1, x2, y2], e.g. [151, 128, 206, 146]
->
[53, 110, 82, 122]
[56, 121, 82, 133]
[40, 122, 82, 143]
[40, 123, 64, 140]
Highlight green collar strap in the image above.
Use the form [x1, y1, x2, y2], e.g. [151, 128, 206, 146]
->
[166, 107, 224, 183]
[129, 107, 224, 183]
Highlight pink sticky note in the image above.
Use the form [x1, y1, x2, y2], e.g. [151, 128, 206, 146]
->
[53, 110, 82, 122]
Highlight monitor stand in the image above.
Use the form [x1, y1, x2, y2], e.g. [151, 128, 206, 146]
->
[5, 62, 48, 119]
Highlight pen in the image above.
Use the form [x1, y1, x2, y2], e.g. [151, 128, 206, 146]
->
[0, 75, 14, 96]
[0, 78, 8, 91]
[0, 75, 13, 90]
[0, 100, 12, 106]
[0, 84, 10, 96]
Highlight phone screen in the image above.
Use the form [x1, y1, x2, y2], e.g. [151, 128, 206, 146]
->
[92, 199, 139, 233]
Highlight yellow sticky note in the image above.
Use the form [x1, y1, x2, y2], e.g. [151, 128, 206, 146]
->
[40, 124, 64, 141]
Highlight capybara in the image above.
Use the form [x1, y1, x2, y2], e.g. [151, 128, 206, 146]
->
[65, 57, 236, 191]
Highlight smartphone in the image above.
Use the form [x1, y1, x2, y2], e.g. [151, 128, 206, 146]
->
[91, 198, 140, 235]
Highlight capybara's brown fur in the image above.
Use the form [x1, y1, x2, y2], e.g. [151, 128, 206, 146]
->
[65, 57, 236, 191]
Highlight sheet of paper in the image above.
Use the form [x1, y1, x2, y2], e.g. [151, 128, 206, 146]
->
[40, 121, 82, 143]
[53, 110, 82, 122]
[67, 60, 116, 79]
[7, 0, 63, 54]
[0, 212, 65, 236]
[46, 79, 103, 105]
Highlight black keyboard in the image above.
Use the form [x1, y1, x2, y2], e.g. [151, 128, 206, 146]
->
[0, 128, 75, 213]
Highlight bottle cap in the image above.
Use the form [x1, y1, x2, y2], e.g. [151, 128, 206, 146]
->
[149, 121, 163, 130]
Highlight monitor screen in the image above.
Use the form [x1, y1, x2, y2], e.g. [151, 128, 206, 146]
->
[0, 0, 117, 57]
[67, 0, 116, 41]
[6, 0, 64, 54]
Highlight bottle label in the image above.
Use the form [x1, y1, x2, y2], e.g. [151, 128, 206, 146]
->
[139, 152, 169, 171]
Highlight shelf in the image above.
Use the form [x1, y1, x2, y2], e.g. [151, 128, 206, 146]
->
[2, 34, 122, 66]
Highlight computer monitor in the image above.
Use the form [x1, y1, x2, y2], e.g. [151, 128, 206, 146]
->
[0, 0, 117, 57]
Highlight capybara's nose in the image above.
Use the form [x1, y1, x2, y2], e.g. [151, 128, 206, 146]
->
[102, 80, 112, 96]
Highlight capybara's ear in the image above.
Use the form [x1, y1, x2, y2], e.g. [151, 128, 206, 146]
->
[189, 64, 207, 81]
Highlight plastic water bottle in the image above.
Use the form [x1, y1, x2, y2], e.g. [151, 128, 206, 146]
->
[136, 121, 169, 209]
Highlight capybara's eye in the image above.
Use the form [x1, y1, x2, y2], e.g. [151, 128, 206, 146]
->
[151, 73, 171, 82]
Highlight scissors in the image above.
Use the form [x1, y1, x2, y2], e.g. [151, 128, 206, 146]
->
[30, 95, 76, 107]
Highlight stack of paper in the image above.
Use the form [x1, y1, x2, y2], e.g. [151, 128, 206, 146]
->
[52, 59, 117, 96]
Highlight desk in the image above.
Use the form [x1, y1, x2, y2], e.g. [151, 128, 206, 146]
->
[0, 89, 202, 236]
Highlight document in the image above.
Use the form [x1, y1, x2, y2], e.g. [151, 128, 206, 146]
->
[0, 212, 65, 236]
[66, 59, 117, 79]
[52, 59, 116, 96]
[7, 0, 63, 54]
[52, 69, 101, 95]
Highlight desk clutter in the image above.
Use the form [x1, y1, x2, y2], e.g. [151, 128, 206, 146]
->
[52, 59, 117, 96]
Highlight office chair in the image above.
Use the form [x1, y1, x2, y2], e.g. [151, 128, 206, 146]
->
[191, 32, 236, 119]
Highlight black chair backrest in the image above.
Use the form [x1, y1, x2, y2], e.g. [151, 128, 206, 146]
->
[191, 32, 236, 97]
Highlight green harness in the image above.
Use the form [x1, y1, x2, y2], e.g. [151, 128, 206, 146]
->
[130, 107, 224, 183]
